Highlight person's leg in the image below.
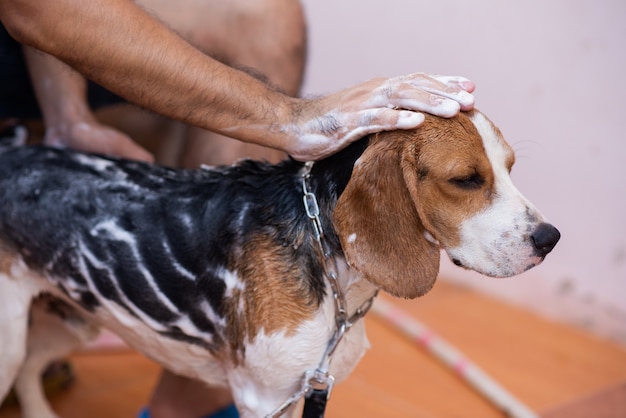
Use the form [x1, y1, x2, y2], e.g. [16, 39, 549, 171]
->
[141, 0, 306, 95]
[145, 371, 235, 418]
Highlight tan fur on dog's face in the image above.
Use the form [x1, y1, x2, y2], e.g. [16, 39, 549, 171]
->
[334, 110, 551, 299]
[405, 110, 509, 246]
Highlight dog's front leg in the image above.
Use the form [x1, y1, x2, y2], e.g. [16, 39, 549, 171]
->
[13, 298, 98, 418]
[0, 273, 35, 401]
[13, 361, 60, 418]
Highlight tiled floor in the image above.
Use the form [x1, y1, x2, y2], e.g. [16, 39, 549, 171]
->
[2, 280, 626, 417]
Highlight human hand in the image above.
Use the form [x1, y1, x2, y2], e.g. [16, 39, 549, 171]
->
[285, 73, 476, 161]
[43, 119, 154, 163]
[21, 45, 154, 163]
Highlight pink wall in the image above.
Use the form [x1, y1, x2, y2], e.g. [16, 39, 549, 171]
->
[300, 0, 626, 344]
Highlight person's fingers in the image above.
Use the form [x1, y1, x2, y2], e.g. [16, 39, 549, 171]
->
[430, 74, 476, 93]
[389, 88, 463, 118]
[44, 122, 154, 163]
[72, 124, 155, 163]
[346, 108, 426, 138]
[103, 131, 154, 163]
[289, 108, 425, 161]
[414, 74, 476, 111]
[377, 74, 475, 116]
[400, 73, 476, 95]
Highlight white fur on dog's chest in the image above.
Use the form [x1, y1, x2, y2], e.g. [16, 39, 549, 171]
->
[230, 323, 369, 415]
[227, 275, 374, 415]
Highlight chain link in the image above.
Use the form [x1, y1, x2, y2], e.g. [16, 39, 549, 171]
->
[265, 163, 378, 417]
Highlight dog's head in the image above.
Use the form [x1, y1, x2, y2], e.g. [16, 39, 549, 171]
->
[333, 110, 560, 299]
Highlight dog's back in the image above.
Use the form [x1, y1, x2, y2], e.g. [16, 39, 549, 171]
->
[0, 143, 309, 344]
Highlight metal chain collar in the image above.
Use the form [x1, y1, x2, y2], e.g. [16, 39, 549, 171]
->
[265, 162, 378, 418]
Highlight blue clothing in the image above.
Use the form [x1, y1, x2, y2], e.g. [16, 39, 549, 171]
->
[137, 404, 240, 418]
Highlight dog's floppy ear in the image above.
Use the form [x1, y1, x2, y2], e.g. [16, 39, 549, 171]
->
[333, 133, 440, 299]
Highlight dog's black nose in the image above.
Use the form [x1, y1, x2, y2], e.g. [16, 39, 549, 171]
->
[531, 223, 561, 257]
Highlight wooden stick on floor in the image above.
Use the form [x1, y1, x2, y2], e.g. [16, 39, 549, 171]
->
[371, 298, 539, 418]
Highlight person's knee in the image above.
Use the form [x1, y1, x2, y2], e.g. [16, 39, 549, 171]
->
[253, 0, 307, 40]
[263, 0, 307, 59]
[226, 0, 307, 78]
[136, 0, 307, 95]
[241, 0, 307, 95]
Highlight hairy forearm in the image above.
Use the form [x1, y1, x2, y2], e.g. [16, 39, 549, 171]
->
[2, 0, 295, 150]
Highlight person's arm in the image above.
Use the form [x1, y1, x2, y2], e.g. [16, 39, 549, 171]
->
[23, 46, 153, 161]
[1, 0, 475, 161]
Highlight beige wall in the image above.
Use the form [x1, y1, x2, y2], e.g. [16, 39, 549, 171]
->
[300, 0, 626, 344]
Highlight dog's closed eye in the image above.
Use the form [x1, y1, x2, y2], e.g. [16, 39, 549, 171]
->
[449, 173, 485, 190]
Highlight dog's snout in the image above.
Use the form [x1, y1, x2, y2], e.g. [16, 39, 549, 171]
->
[531, 223, 561, 257]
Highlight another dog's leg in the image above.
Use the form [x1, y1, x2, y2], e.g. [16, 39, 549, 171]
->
[0, 272, 35, 401]
[13, 352, 61, 418]
[14, 297, 99, 418]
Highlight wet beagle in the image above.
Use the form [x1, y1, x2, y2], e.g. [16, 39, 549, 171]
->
[0, 110, 560, 417]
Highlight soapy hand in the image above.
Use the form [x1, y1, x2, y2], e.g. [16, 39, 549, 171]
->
[285, 73, 476, 161]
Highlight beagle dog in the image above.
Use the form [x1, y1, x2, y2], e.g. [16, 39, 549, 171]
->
[0, 110, 560, 418]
